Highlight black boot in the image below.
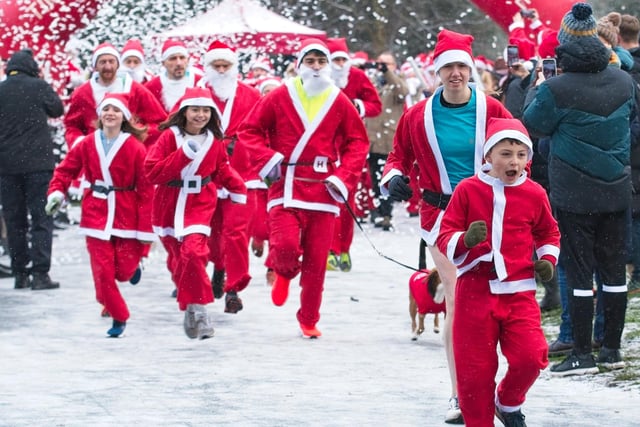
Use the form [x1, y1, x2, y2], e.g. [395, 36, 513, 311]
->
[211, 269, 225, 299]
[31, 272, 60, 290]
[14, 272, 30, 289]
[539, 274, 560, 311]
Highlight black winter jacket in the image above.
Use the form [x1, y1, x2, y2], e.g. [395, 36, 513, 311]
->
[0, 49, 64, 175]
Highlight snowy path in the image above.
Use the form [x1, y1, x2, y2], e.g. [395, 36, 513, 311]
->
[1, 210, 638, 426]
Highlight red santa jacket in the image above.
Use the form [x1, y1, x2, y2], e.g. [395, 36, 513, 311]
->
[436, 171, 560, 294]
[341, 66, 382, 118]
[64, 73, 167, 147]
[144, 68, 200, 113]
[235, 79, 369, 215]
[144, 126, 247, 238]
[48, 131, 155, 241]
[409, 270, 446, 315]
[381, 86, 512, 245]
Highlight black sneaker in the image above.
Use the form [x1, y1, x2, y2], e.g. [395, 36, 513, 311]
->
[224, 291, 243, 314]
[596, 346, 625, 370]
[495, 407, 527, 427]
[31, 273, 60, 290]
[547, 339, 573, 357]
[211, 269, 225, 299]
[550, 352, 599, 376]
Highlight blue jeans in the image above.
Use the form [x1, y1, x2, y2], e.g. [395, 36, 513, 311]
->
[630, 215, 640, 281]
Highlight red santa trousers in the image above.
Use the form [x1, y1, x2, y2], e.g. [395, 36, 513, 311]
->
[330, 192, 355, 255]
[161, 234, 213, 311]
[86, 236, 144, 322]
[269, 206, 335, 326]
[453, 266, 548, 427]
[248, 188, 270, 246]
[208, 198, 252, 293]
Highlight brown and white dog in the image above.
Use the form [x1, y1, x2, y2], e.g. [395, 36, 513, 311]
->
[409, 269, 446, 340]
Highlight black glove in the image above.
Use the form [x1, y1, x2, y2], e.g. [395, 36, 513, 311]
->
[377, 62, 389, 74]
[388, 175, 413, 202]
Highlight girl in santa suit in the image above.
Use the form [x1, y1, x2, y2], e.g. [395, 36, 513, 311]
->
[436, 118, 560, 426]
[46, 93, 155, 338]
[144, 87, 246, 340]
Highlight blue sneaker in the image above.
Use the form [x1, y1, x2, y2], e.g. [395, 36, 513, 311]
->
[107, 320, 126, 337]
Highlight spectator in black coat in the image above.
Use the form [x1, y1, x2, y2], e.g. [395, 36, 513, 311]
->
[0, 49, 64, 290]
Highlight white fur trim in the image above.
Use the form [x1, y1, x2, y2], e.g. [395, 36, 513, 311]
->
[330, 50, 349, 60]
[204, 48, 237, 66]
[92, 46, 120, 68]
[121, 49, 144, 63]
[297, 43, 330, 67]
[433, 49, 474, 73]
[162, 46, 188, 62]
[484, 129, 533, 160]
[179, 97, 215, 111]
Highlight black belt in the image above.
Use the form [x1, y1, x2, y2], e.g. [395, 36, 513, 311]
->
[90, 184, 135, 195]
[422, 189, 451, 210]
[167, 176, 211, 188]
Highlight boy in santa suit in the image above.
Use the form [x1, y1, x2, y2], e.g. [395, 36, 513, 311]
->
[144, 39, 203, 113]
[235, 38, 369, 338]
[198, 40, 261, 312]
[436, 117, 560, 427]
[380, 29, 512, 424]
[46, 93, 155, 337]
[145, 87, 246, 339]
[64, 42, 167, 149]
[120, 39, 154, 84]
[325, 37, 382, 272]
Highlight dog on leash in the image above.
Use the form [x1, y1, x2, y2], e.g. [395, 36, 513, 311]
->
[409, 269, 446, 340]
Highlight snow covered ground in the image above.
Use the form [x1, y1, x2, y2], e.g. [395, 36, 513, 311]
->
[1, 208, 639, 426]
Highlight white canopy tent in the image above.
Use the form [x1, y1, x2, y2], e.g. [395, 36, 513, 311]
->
[160, 0, 326, 55]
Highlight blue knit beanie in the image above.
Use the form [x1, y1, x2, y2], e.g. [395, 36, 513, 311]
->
[558, 3, 598, 45]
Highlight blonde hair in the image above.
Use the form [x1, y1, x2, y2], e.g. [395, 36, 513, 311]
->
[597, 13, 622, 47]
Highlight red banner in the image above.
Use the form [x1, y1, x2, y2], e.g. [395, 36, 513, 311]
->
[469, 0, 579, 33]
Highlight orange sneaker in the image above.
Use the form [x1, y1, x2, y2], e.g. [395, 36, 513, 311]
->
[271, 273, 290, 306]
[300, 323, 322, 339]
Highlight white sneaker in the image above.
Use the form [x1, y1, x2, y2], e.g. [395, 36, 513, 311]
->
[445, 396, 464, 424]
[184, 305, 198, 339]
[194, 306, 214, 340]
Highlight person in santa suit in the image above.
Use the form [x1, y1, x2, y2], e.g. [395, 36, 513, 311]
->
[325, 37, 382, 273]
[198, 40, 261, 313]
[144, 39, 203, 113]
[235, 38, 369, 338]
[144, 87, 247, 340]
[380, 29, 512, 424]
[63, 42, 167, 149]
[244, 56, 274, 88]
[436, 117, 560, 426]
[120, 39, 154, 84]
[46, 93, 155, 337]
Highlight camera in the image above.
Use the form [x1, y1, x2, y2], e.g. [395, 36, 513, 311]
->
[520, 9, 535, 19]
[361, 62, 380, 70]
[542, 58, 557, 79]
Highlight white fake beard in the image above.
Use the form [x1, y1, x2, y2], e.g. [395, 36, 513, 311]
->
[330, 62, 350, 88]
[205, 63, 238, 101]
[299, 64, 333, 97]
[123, 65, 145, 83]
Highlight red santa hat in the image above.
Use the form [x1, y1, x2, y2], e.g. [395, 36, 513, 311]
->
[161, 39, 188, 62]
[432, 29, 475, 73]
[250, 56, 273, 73]
[474, 55, 488, 71]
[91, 42, 120, 68]
[296, 38, 330, 68]
[484, 117, 533, 160]
[96, 93, 132, 120]
[538, 30, 560, 59]
[326, 37, 350, 60]
[203, 40, 237, 66]
[350, 51, 369, 66]
[175, 87, 215, 112]
[257, 76, 282, 95]
[120, 39, 145, 63]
